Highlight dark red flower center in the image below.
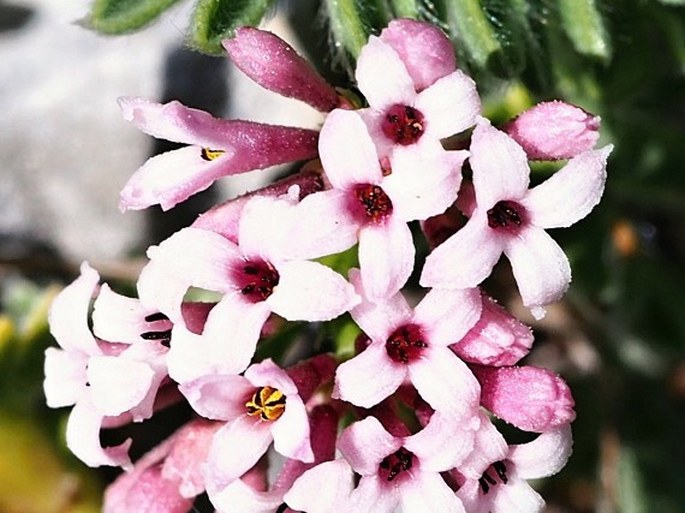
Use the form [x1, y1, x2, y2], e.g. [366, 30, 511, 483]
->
[352, 183, 393, 224]
[385, 323, 427, 364]
[381, 104, 425, 145]
[379, 447, 415, 482]
[233, 259, 279, 303]
[487, 200, 528, 233]
[478, 460, 509, 495]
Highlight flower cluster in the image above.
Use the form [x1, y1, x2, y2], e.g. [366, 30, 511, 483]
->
[44, 19, 611, 513]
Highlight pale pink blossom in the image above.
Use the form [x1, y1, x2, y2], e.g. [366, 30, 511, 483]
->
[223, 27, 339, 112]
[138, 193, 359, 381]
[179, 359, 314, 493]
[421, 117, 612, 318]
[118, 97, 319, 211]
[295, 108, 467, 300]
[333, 269, 481, 416]
[504, 101, 601, 160]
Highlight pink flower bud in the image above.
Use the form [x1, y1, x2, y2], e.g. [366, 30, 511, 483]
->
[504, 101, 601, 160]
[472, 365, 576, 432]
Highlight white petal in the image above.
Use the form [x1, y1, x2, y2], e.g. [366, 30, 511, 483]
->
[350, 476, 399, 513]
[355, 36, 415, 109]
[509, 425, 573, 479]
[413, 287, 482, 347]
[470, 118, 530, 208]
[92, 284, 155, 343]
[272, 394, 314, 462]
[522, 145, 612, 228]
[404, 411, 475, 471]
[179, 374, 253, 421]
[334, 342, 405, 409]
[420, 212, 504, 289]
[338, 416, 400, 475]
[268, 260, 359, 321]
[209, 479, 283, 513]
[284, 460, 354, 513]
[87, 356, 155, 417]
[43, 347, 87, 408]
[399, 471, 467, 513]
[504, 226, 571, 315]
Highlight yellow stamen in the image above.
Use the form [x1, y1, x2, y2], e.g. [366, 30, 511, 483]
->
[245, 386, 286, 422]
[201, 148, 225, 161]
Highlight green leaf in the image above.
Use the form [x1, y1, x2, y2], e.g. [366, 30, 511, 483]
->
[188, 0, 277, 55]
[558, 0, 612, 61]
[323, 0, 372, 60]
[87, 0, 181, 34]
[617, 447, 649, 513]
[390, 0, 420, 18]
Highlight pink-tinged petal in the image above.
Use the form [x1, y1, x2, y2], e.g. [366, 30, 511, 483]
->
[223, 28, 338, 112]
[319, 109, 382, 188]
[339, 416, 400, 475]
[509, 425, 573, 479]
[162, 419, 221, 498]
[358, 219, 415, 301]
[457, 478, 544, 513]
[192, 168, 325, 243]
[272, 394, 314, 463]
[350, 475, 400, 513]
[420, 212, 504, 289]
[179, 374, 253, 421]
[458, 414, 509, 480]
[49, 262, 100, 355]
[282, 189, 359, 260]
[357, 107, 396, 159]
[66, 398, 132, 469]
[206, 416, 273, 488]
[348, 268, 412, 342]
[93, 284, 163, 344]
[474, 365, 576, 433]
[146, 227, 241, 294]
[87, 355, 155, 417]
[120, 127, 318, 210]
[267, 260, 359, 322]
[284, 459, 354, 513]
[522, 145, 612, 229]
[503, 226, 571, 317]
[409, 347, 480, 417]
[451, 294, 533, 366]
[416, 70, 481, 139]
[504, 101, 601, 160]
[209, 478, 283, 513]
[399, 471, 467, 513]
[379, 19, 456, 91]
[470, 118, 530, 207]
[136, 260, 190, 326]
[116, 342, 168, 422]
[237, 192, 299, 261]
[244, 359, 298, 395]
[196, 293, 272, 376]
[356, 36, 416, 109]
[43, 347, 87, 408]
[405, 411, 476, 472]
[333, 342, 405, 408]
[104, 464, 193, 513]
[413, 287, 482, 347]
[383, 145, 467, 222]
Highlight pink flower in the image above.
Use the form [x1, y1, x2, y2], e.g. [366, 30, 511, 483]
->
[44, 263, 171, 468]
[338, 415, 473, 513]
[118, 97, 320, 211]
[333, 269, 481, 416]
[179, 359, 314, 492]
[421, 117, 612, 318]
[223, 27, 340, 113]
[504, 101, 601, 160]
[295, 108, 467, 300]
[137, 192, 359, 381]
[455, 420, 574, 513]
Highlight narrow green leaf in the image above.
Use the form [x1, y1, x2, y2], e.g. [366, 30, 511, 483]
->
[558, 0, 612, 61]
[441, 0, 501, 68]
[657, 0, 685, 5]
[188, 0, 276, 55]
[617, 447, 649, 513]
[390, 0, 420, 18]
[87, 0, 181, 34]
[324, 0, 372, 60]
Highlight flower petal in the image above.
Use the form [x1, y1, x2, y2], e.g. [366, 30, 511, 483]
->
[358, 218, 415, 301]
[338, 416, 400, 475]
[44, 347, 87, 408]
[319, 109, 382, 189]
[93, 284, 164, 344]
[413, 287, 482, 347]
[208, 478, 283, 513]
[268, 260, 359, 322]
[509, 425, 573, 479]
[355, 36, 415, 109]
[272, 393, 314, 463]
[416, 70, 481, 139]
[87, 355, 155, 417]
[284, 459, 354, 513]
[470, 118, 530, 208]
[420, 212, 504, 289]
[404, 411, 475, 471]
[333, 342, 405, 409]
[379, 19, 456, 91]
[503, 226, 571, 317]
[223, 28, 339, 112]
[179, 374, 253, 421]
[522, 145, 612, 229]
[244, 359, 298, 395]
[350, 475, 400, 513]
[399, 471, 467, 513]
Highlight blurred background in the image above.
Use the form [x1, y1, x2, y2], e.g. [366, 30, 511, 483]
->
[1, 0, 684, 512]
